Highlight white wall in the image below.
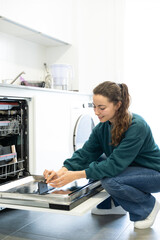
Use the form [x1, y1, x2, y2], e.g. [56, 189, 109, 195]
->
[0, 32, 46, 83]
[124, 0, 160, 145]
[0, 0, 76, 88]
[0, 0, 73, 44]
[77, 0, 125, 92]
[45, 0, 79, 90]
[0, 0, 123, 92]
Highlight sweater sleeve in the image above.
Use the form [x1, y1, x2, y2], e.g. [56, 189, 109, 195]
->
[85, 121, 147, 180]
[63, 126, 103, 171]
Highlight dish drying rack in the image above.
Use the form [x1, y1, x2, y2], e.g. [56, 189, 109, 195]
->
[0, 145, 24, 179]
[0, 160, 25, 179]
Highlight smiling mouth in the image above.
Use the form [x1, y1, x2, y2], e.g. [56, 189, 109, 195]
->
[98, 116, 104, 120]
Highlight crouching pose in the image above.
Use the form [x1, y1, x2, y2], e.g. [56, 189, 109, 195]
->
[44, 81, 160, 229]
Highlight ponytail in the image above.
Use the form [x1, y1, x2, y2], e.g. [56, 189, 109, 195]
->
[112, 83, 131, 145]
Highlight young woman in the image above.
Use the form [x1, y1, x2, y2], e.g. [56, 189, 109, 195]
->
[44, 81, 160, 229]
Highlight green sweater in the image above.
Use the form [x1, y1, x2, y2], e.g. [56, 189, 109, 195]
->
[63, 113, 160, 180]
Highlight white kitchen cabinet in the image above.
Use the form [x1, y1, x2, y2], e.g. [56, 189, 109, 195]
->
[0, 16, 69, 47]
[32, 93, 71, 174]
[0, 0, 73, 45]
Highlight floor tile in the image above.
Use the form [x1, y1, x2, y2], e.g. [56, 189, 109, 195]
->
[117, 198, 160, 240]
[0, 208, 43, 231]
[18, 212, 130, 240]
[1, 192, 160, 240]
[117, 224, 160, 240]
[3, 232, 65, 240]
[0, 229, 11, 240]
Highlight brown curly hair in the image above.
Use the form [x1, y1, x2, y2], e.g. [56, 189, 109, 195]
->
[93, 81, 131, 146]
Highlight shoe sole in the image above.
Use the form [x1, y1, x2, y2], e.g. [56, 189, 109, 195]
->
[134, 201, 160, 229]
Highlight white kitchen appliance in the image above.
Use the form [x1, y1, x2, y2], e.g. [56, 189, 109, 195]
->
[0, 96, 103, 212]
[70, 101, 97, 155]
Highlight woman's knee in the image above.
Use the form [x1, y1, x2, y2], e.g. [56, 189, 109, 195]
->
[101, 177, 121, 194]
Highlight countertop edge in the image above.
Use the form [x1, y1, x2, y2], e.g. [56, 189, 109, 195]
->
[0, 84, 92, 96]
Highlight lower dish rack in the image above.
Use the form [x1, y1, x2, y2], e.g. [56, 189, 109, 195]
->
[0, 160, 25, 179]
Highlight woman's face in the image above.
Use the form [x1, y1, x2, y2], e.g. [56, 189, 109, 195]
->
[93, 94, 121, 123]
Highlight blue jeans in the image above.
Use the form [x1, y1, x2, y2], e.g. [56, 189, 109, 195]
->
[101, 166, 160, 221]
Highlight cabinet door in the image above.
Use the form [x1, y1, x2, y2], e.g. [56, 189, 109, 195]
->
[0, 0, 73, 44]
[31, 93, 71, 175]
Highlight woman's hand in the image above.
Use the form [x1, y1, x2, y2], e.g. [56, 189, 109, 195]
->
[48, 170, 86, 188]
[43, 167, 68, 183]
[43, 169, 58, 182]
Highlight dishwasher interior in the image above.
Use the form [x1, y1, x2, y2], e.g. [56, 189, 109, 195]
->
[0, 97, 103, 211]
[0, 97, 29, 183]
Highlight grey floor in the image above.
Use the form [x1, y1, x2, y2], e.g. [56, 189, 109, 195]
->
[0, 193, 160, 240]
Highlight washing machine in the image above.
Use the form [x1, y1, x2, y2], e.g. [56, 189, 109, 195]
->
[69, 101, 98, 156]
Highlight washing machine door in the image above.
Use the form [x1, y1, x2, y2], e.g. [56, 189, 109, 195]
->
[73, 114, 95, 151]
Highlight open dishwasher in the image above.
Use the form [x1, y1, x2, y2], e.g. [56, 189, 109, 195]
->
[0, 96, 106, 215]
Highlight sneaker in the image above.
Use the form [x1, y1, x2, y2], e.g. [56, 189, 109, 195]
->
[134, 200, 160, 229]
[91, 197, 127, 215]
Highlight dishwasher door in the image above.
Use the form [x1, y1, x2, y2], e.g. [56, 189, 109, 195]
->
[0, 175, 105, 214]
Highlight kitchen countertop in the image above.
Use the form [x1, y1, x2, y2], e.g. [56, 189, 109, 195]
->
[0, 83, 92, 96]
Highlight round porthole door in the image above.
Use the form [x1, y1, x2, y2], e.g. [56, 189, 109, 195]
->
[73, 114, 95, 151]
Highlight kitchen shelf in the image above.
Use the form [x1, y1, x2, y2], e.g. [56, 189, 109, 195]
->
[0, 16, 70, 47]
